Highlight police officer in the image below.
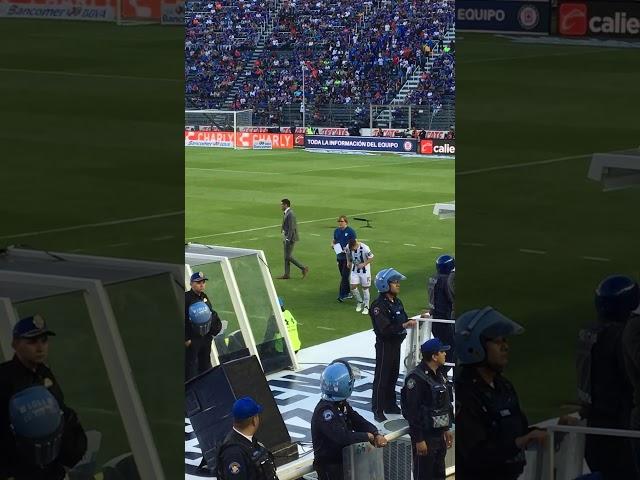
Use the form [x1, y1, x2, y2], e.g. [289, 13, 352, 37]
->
[577, 275, 637, 478]
[401, 338, 454, 480]
[426, 255, 455, 372]
[370, 268, 417, 422]
[185, 271, 222, 381]
[311, 361, 387, 479]
[216, 396, 278, 480]
[0, 315, 87, 479]
[454, 307, 546, 480]
[623, 301, 640, 476]
[274, 297, 301, 354]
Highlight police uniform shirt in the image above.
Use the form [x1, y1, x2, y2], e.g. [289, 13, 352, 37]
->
[455, 367, 528, 479]
[404, 363, 452, 444]
[333, 226, 356, 259]
[427, 273, 454, 320]
[185, 289, 222, 341]
[623, 315, 640, 427]
[370, 294, 409, 339]
[0, 356, 87, 479]
[217, 429, 272, 480]
[311, 399, 378, 464]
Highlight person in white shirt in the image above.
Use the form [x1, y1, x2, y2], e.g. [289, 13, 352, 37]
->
[346, 238, 374, 315]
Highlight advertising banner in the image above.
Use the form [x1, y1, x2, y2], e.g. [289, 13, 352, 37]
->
[185, 131, 294, 149]
[360, 128, 450, 138]
[457, 0, 550, 33]
[0, 0, 114, 20]
[185, 131, 234, 148]
[305, 136, 417, 153]
[161, 0, 182, 24]
[420, 139, 456, 155]
[559, 2, 640, 37]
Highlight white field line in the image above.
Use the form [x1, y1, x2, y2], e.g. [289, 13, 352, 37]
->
[0, 67, 181, 83]
[187, 203, 447, 241]
[457, 154, 590, 175]
[1, 211, 184, 240]
[519, 249, 547, 255]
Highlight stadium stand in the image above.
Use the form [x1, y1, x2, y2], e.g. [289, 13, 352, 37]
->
[185, 0, 455, 129]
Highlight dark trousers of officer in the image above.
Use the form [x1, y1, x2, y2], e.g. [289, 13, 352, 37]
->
[313, 460, 343, 480]
[284, 241, 304, 276]
[413, 435, 446, 480]
[372, 336, 403, 415]
[585, 430, 636, 478]
[631, 410, 640, 476]
[185, 335, 212, 381]
[337, 257, 350, 298]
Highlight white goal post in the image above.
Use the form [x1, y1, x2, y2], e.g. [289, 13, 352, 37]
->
[184, 109, 254, 150]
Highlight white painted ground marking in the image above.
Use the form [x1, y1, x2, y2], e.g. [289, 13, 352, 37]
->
[106, 242, 129, 248]
[519, 249, 547, 255]
[403, 243, 417, 247]
[152, 235, 175, 242]
[457, 154, 590, 175]
[0, 67, 180, 83]
[582, 256, 611, 262]
[316, 326, 337, 331]
[459, 242, 486, 247]
[188, 203, 445, 240]
[1, 211, 184, 240]
[429, 246, 444, 250]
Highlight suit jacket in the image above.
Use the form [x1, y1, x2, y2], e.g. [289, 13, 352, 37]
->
[282, 208, 299, 242]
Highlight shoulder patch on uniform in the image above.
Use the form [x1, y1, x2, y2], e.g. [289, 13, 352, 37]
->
[43, 378, 54, 388]
[406, 378, 416, 389]
[322, 409, 334, 421]
[228, 462, 241, 475]
[373, 307, 380, 316]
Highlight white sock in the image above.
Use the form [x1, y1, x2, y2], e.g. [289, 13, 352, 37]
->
[363, 289, 370, 306]
[351, 289, 363, 303]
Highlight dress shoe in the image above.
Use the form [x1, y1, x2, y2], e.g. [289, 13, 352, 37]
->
[373, 413, 388, 423]
[276, 275, 290, 280]
[384, 406, 402, 415]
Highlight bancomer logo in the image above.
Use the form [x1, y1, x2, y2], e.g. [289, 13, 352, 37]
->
[560, 3, 640, 35]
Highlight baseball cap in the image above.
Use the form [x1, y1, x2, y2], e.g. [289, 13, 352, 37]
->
[232, 396, 264, 420]
[190, 271, 208, 282]
[13, 315, 56, 339]
[421, 338, 450, 354]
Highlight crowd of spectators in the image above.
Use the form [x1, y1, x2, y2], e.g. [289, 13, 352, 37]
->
[185, 0, 455, 126]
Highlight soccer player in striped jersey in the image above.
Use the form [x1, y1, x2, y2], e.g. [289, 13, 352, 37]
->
[346, 238, 374, 315]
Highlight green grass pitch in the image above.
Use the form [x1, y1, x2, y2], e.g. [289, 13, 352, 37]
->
[0, 19, 184, 477]
[457, 33, 640, 422]
[186, 148, 455, 348]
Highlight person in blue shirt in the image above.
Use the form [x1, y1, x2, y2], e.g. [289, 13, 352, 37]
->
[331, 215, 357, 302]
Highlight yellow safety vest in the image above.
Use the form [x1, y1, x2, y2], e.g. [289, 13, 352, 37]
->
[275, 309, 301, 353]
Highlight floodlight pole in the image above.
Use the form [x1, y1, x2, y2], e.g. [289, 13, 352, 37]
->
[302, 64, 306, 129]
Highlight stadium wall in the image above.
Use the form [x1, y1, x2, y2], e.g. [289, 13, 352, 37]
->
[184, 131, 295, 149]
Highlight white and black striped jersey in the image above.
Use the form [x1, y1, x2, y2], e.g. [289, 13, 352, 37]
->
[348, 242, 374, 274]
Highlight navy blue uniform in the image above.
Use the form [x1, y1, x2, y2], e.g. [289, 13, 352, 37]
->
[428, 273, 455, 369]
[185, 289, 222, 380]
[333, 226, 356, 299]
[403, 363, 453, 480]
[370, 294, 408, 417]
[311, 399, 378, 479]
[0, 357, 87, 480]
[455, 367, 528, 480]
[216, 429, 277, 480]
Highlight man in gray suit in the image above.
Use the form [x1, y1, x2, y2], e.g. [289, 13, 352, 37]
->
[278, 198, 309, 280]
